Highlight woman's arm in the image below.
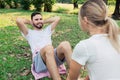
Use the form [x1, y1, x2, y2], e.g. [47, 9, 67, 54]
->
[67, 60, 82, 80]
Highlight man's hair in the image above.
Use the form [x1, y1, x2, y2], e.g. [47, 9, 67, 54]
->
[31, 12, 42, 20]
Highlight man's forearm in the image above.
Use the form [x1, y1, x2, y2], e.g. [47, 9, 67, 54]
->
[43, 16, 60, 24]
[16, 18, 31, 25]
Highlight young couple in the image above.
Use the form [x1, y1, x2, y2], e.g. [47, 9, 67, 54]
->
[16, 0, 120, 80]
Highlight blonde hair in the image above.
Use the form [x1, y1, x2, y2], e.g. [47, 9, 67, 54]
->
[79, 0, 120, 53]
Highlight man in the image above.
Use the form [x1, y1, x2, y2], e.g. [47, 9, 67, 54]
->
[16, 12, 72, 80]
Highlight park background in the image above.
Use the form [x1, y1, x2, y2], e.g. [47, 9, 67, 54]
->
[0, 0, 120, 80]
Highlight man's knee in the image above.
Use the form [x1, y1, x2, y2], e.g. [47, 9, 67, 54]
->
[41, 45, 54, 61]
[44, 45, 54, 57]
[59, 41, 71, 50]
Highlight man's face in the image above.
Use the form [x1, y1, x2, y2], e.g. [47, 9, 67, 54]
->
[32, 14, 43, 29]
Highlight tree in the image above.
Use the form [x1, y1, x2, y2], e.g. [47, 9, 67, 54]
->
[72, 0, 87, 9]
[57, 0, 71, 3]
[72, 0, 78, 9]
[0, 0, 5, 8]
[20, 0, 32, 10]
[103, 0, 120, 20]
[44, 0, 56, 12]
[0, 0, 19, 9]
[32, 0, 44, 11]
[5, 0, 13, 8]
[13, 0, 19, 8]
[112, 0, 120, 19]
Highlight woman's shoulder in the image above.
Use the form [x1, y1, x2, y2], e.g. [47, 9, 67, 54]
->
[78, 38, 91, 45]
[76, 38, 96, 51]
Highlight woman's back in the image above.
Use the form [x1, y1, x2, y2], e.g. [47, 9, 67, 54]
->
[84, 34, 120, 80]
[66, 0, 120, 80]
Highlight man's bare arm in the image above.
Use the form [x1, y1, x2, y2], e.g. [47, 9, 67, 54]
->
[43, 16, 60, 31]
[16, 18, 31, 36]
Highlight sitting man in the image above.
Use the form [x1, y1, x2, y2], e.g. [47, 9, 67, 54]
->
[16, 12, 72, 80]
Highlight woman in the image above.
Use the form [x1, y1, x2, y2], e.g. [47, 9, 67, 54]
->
[67, 0, 120, 80]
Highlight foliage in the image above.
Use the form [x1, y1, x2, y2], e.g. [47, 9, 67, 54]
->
[108, 0, 116, 5]
[0, 0, 116, 11]
[57, 0, 71, 3]
[0, 0, 5, 8]
[0, 0, 19, 9]
[57, 0, 86, 4]
[12, 0, 19, 8]
[20, 0, 32, 10]
[44, 0, 56, 12]
[72, 0, 86, 4]
[77, 0, 86, 4]
[72, 0, 77, 3]
[0, 4, 120, 79]
[32, 0, 44, 11]
[5, 0, 13, 8]
[54, 7, 69, 13]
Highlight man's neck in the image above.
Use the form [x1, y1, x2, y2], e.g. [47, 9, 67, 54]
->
[33, 27, 43, 31]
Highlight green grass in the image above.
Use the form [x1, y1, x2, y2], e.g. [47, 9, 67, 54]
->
[0, 4, 120, 80]
[0, 8, 88, 80]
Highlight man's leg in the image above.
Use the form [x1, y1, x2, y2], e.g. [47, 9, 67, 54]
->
[56, 41, 72, 67]
[40, 45, 61, 80]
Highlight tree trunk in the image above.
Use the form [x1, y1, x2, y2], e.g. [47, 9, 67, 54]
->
[112, 0, 120, 19]
[0, 1, 5, 8]
[44, 3, 52, 12]
[62, 0, 64, 3]
[13, 1, 19, 9]
[113, 0, 120, 15]
[73, 1, 78, 9]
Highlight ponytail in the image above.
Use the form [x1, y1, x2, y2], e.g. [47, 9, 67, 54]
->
[107, 17, 120, 53]
[79, 0, 120, 53]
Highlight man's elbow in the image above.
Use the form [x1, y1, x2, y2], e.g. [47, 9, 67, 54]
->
[57, 16, 60, 21]
[16, 18, 22, 25]
[55, 16, 60, 22]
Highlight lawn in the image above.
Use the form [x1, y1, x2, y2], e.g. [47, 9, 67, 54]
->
[0, 3, 120, 80]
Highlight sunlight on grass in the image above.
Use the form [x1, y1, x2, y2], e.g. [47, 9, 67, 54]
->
[107, 5, 115, 16]
[53, 3, 115, 15]
[0, 14, 14, 27]
[0, 15, 29, 28]
[53, 3, 81, 14]
[53, 3, 74, 11]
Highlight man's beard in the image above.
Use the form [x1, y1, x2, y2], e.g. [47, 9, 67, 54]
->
[33, 23, 43, 29]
